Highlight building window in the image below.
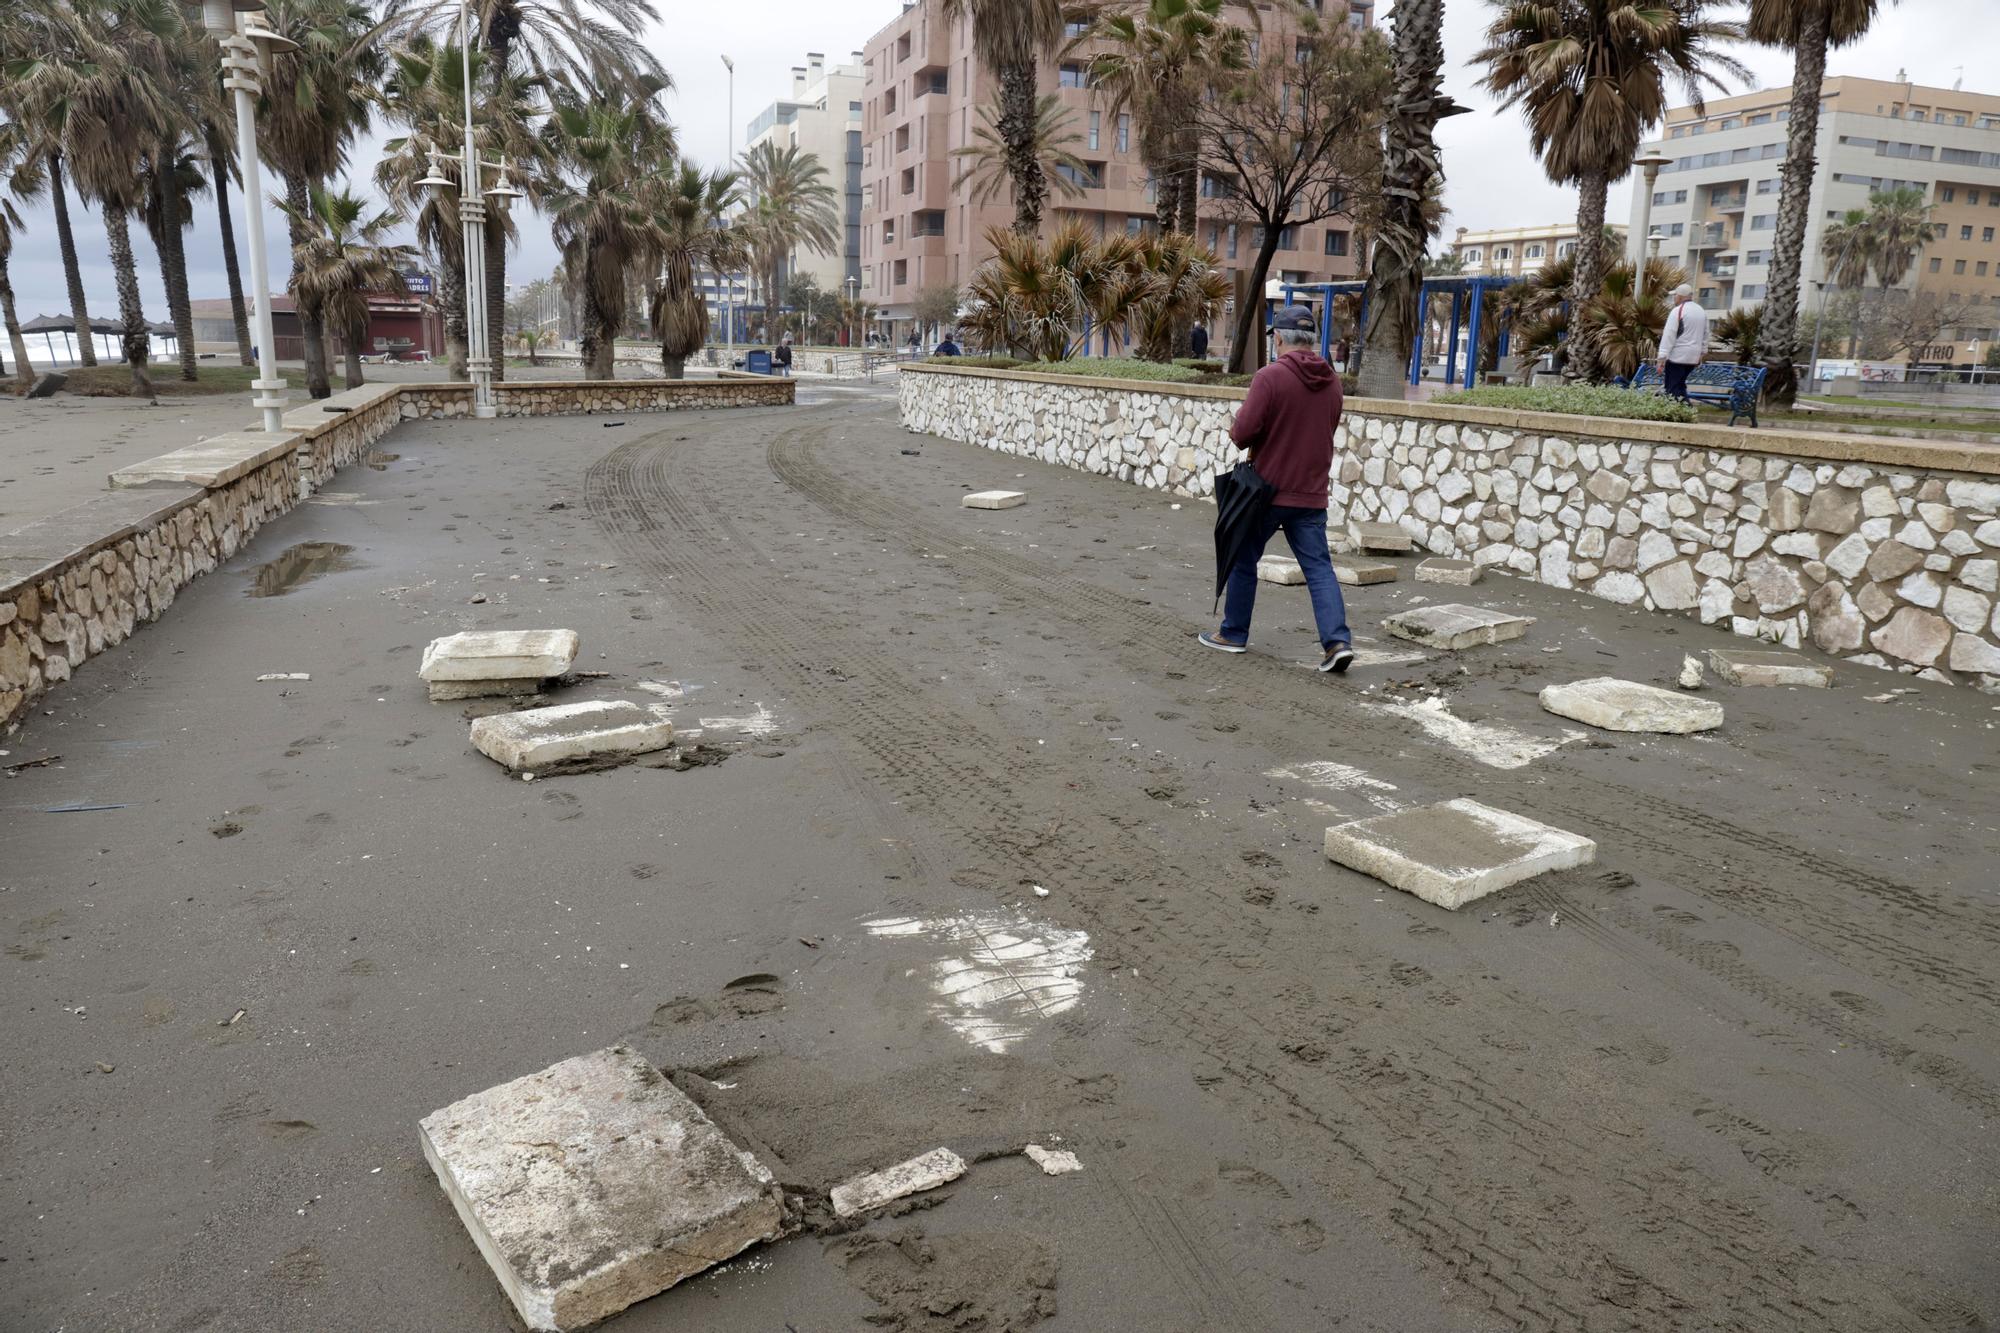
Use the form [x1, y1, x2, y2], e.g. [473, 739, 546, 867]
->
[895, 125, 910, 153]
[882, 219, 895, 244]
[1463, 248, 1481, 264]
[1524, 243, 1544, 259]
[913, 210, 945, 236]
[1741, 284, 1766, 298]
[893, 259, 907, 285]
[1323, 230, 1348, 256]
[1699, 287, 1717, 301]
[900, 166, 915, 194]
[1557, 240, 1576, 257]
[1667, 222, 1684, 236]
[1053, 161, 1102, 190]
[1941, 186, 1956, 202]
[1985, 227, 1996, 242]
[1955, 259, 1968, 274]
[1226, 224, 1238, 259]
[1718, 117, 1739, 130]
[1756, 178, 1776, 194]
[1745, 249, 1768, 265]
[1058, 63, 1087, 88]
[1748, 112, 1771, 125]
[1980, 262, 1991, 277]
[1116, 114, 1130, 153]
[1089, 111, 1100, 151]
[1670, 125, 1685, 139]
[1063, 19, 1089, 37]
[1971, 190, 1983, 205]
[1750, 214, 1774, 230]
[1494, 245, 1511, 260]
[1963, 225, 1976, 241]
[883, 88, 896, 114]
[1930, 257, 1943, 273]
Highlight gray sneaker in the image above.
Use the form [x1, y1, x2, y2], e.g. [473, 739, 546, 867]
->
[1319, 644, 1354, 674]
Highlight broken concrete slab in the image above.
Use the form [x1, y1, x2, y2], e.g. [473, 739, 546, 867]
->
[419, 1045, 785, 1332]
[1023, 1145, 1083, 1176]
[1707, 647, 1833, 688]
[468, 700, 673, 772]
[1257, 555, 1305, 585]
[428, 678, 544, 702]
[1324, 798, 1596, 911]
[1538, 677, 1724, 734]
[830, 1147, 968, 1218]
[1332, 556, 1399, 586]
[27, 372, 66, 399]
[1415, 558, 1481, 586]
[1382, 603, 1533, 651]
[420, 629, 579, 682]
[962, 490, 1026, 510]
[1350, 519, 1413, 554]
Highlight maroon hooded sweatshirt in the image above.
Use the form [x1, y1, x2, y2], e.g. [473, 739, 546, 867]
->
[1228, 349, 1343, 508]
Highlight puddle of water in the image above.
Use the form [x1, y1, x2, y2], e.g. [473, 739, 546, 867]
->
[244, 542, 361, 598]
[362, 451, 400, 470]
[865, 912, 1092, 1054]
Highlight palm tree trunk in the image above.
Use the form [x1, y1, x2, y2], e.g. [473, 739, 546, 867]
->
[1356, 0, 1454, 401]
[485, 222, 506, 384]
[207, 127, 255, 366]
[103, 207, 154, 398]
[345, 318, 365, 388]
[2, 258, 33, 393]
[662, 353, 685, 379]
[763, 257, 781, 339]
[1563, 166, 1612, 385]
[999, 63, 1049, 235]
[49, 154, 99, 367]
[441, 246, 469, 377]
[157, 169, 200, 382]
[284, 174, 333, 399]
[581, 268, 615, 380]
[1754, 8, 1829, 408]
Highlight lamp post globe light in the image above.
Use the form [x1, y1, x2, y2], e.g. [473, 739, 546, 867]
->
[415, 0, 523, 418]
[1629, 151, 1674, 281]
[189, 0, 296, 434]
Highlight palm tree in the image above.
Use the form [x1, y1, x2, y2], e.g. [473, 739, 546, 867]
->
[1476, 0, 1746, 384]
[0, 118, 42, 392]
[283, 183, 416, 388]
[260, 0, 393, 398]
[1819, 207, 1874, 287]
[960, 220, 1147, 360]
[203, 124, 255, 366]
[953, 95, 1094, 211]
[1355, 0, 1461, 399]
[1127, 231, 1229, 362]
[1508, 253, 1687, 378]
[1861, 184, 1931, 286]
[736, 141, 841, 339]
[541, 85, 673, 379]
[1713, 303, 1761, 363]
[941, 0, 1067, 234]
[647, 164, 747, 379]
[1747, 0, 1894, 405]
[139, 132, 209, 382]
[1075, 0, 1250, 235]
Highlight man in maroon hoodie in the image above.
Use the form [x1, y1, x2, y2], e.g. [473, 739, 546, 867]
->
[1199, 305, 1353, 673]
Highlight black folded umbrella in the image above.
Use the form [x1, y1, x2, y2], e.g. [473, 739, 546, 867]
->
[1212, 458, 1275, 611]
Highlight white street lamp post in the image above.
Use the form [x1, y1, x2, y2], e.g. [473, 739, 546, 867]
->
[416, 0, 523, 417]
[1630, 151, 1674, 296]
[195, 0, 295, 434]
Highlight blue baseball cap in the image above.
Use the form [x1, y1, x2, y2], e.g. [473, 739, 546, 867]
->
[1271, 304, 1317, 333]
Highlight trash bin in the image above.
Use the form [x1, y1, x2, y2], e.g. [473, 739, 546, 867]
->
[745, 349, 772, 376]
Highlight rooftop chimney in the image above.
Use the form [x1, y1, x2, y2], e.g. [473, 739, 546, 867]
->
[791, 66, 806, 96]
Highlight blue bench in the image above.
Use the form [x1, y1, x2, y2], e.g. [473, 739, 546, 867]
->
[1625, 362, 1766, 427]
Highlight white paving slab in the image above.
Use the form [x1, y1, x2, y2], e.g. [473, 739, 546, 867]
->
[1349, 519, 1413, 553]
[830, 1147, 968, 1217]
[1415, 558, 1482, 586]
[420, 629, 579, 682]
[1539, 677, 1724, 734]
[1324, 798, 1596, 910]
[1332, 556, 1399, 586]
[962, 490, 1026, 509]
[1257, 555, 1305, 585]
[419, 1045, 785, 1332]
[1382, 603, 1533, 650]
[1707, 648, 1833, 688]
[1023, 1145, 1083, 1175]
[469, 700, 673, 772]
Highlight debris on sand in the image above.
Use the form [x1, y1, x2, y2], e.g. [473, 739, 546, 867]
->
[1023, 1144, 1082, 1175]
[830, 1147, 968, 1218]
[830, 1227, 1059, 1332]
[469, 700, 674, 773]
[1679, 655, 1704, 689]
[256, 672, 310, 682]
[420, 629, 580, 702]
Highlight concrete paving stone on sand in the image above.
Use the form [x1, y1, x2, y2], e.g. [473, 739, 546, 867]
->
[1539, 677, 1724, 734]
[427, 678, 545, 701]
[467, 699, 673, 772]
[1349, 519, 1414, 553]
[418, 1045, 786, 1332]
[1415, 558, 1482, 586]
[829, 1147, 969, 1218]
[1707, 647, 1834, 688]
[420, 629, 579, 682]
[962, 490, 1026, 509]
[1257, 555, 1306, 585]
[1323, 798, 1597, 910]
[1332, 556, 1399, 585]
[1382, 603, 1533, 651]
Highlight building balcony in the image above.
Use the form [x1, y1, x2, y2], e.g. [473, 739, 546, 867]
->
[1710, 194, 1747, 211]
[1690, 224, 1728, 249]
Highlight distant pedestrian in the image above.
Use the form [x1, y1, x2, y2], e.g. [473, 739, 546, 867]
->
[1656, 284, 1708, 402]
[1190, 323, 1209, 359]
[774, 339, 793, 376]
[1199, 305, 1353, 674]
[933, 333, 961, 357]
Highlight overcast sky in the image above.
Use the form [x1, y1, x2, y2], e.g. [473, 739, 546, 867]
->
[4, 0, 1972, 323]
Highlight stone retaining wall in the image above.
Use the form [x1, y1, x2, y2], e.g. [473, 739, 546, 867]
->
[901, 364, 2000, 689]
[2, 377, 788, 731]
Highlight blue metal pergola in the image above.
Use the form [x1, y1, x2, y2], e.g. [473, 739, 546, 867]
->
[1277, 274, 1519, 388]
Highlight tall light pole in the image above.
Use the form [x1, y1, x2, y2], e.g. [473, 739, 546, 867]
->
[416, 0, 523, 417]
[721, 54, 735, 167]
[845, 274, 858, 346]
[191, 0, 296, 434]
[1630, 151, 1674, 284]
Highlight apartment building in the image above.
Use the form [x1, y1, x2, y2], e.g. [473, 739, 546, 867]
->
[739, 52, 866, 306]
[1627, 75, 2000, 362]
[1448, 223, 1625, 279]
[858, 0, 1373, 345]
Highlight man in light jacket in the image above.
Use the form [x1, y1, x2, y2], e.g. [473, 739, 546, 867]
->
[1656, 283, 1709, 402]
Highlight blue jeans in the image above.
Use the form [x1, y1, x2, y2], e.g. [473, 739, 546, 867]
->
[1220, 506, 1351, 650]
[1664, 360, 1694, 401]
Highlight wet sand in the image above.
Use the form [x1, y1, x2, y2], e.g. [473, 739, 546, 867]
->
[2, 389, 1995, 1331]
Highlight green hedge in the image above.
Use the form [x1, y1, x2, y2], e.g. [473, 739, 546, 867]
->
[1428, 383, 1698, 424]
[926, 354, 1023, 369]
[1017, 357, 1202, 383]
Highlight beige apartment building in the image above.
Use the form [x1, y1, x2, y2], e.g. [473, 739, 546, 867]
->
[859, 0, 1374, 347]
[1627, 75, 2000, 366]
[1448, 223, 1625, 279]
[740, 53, 865, 297]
